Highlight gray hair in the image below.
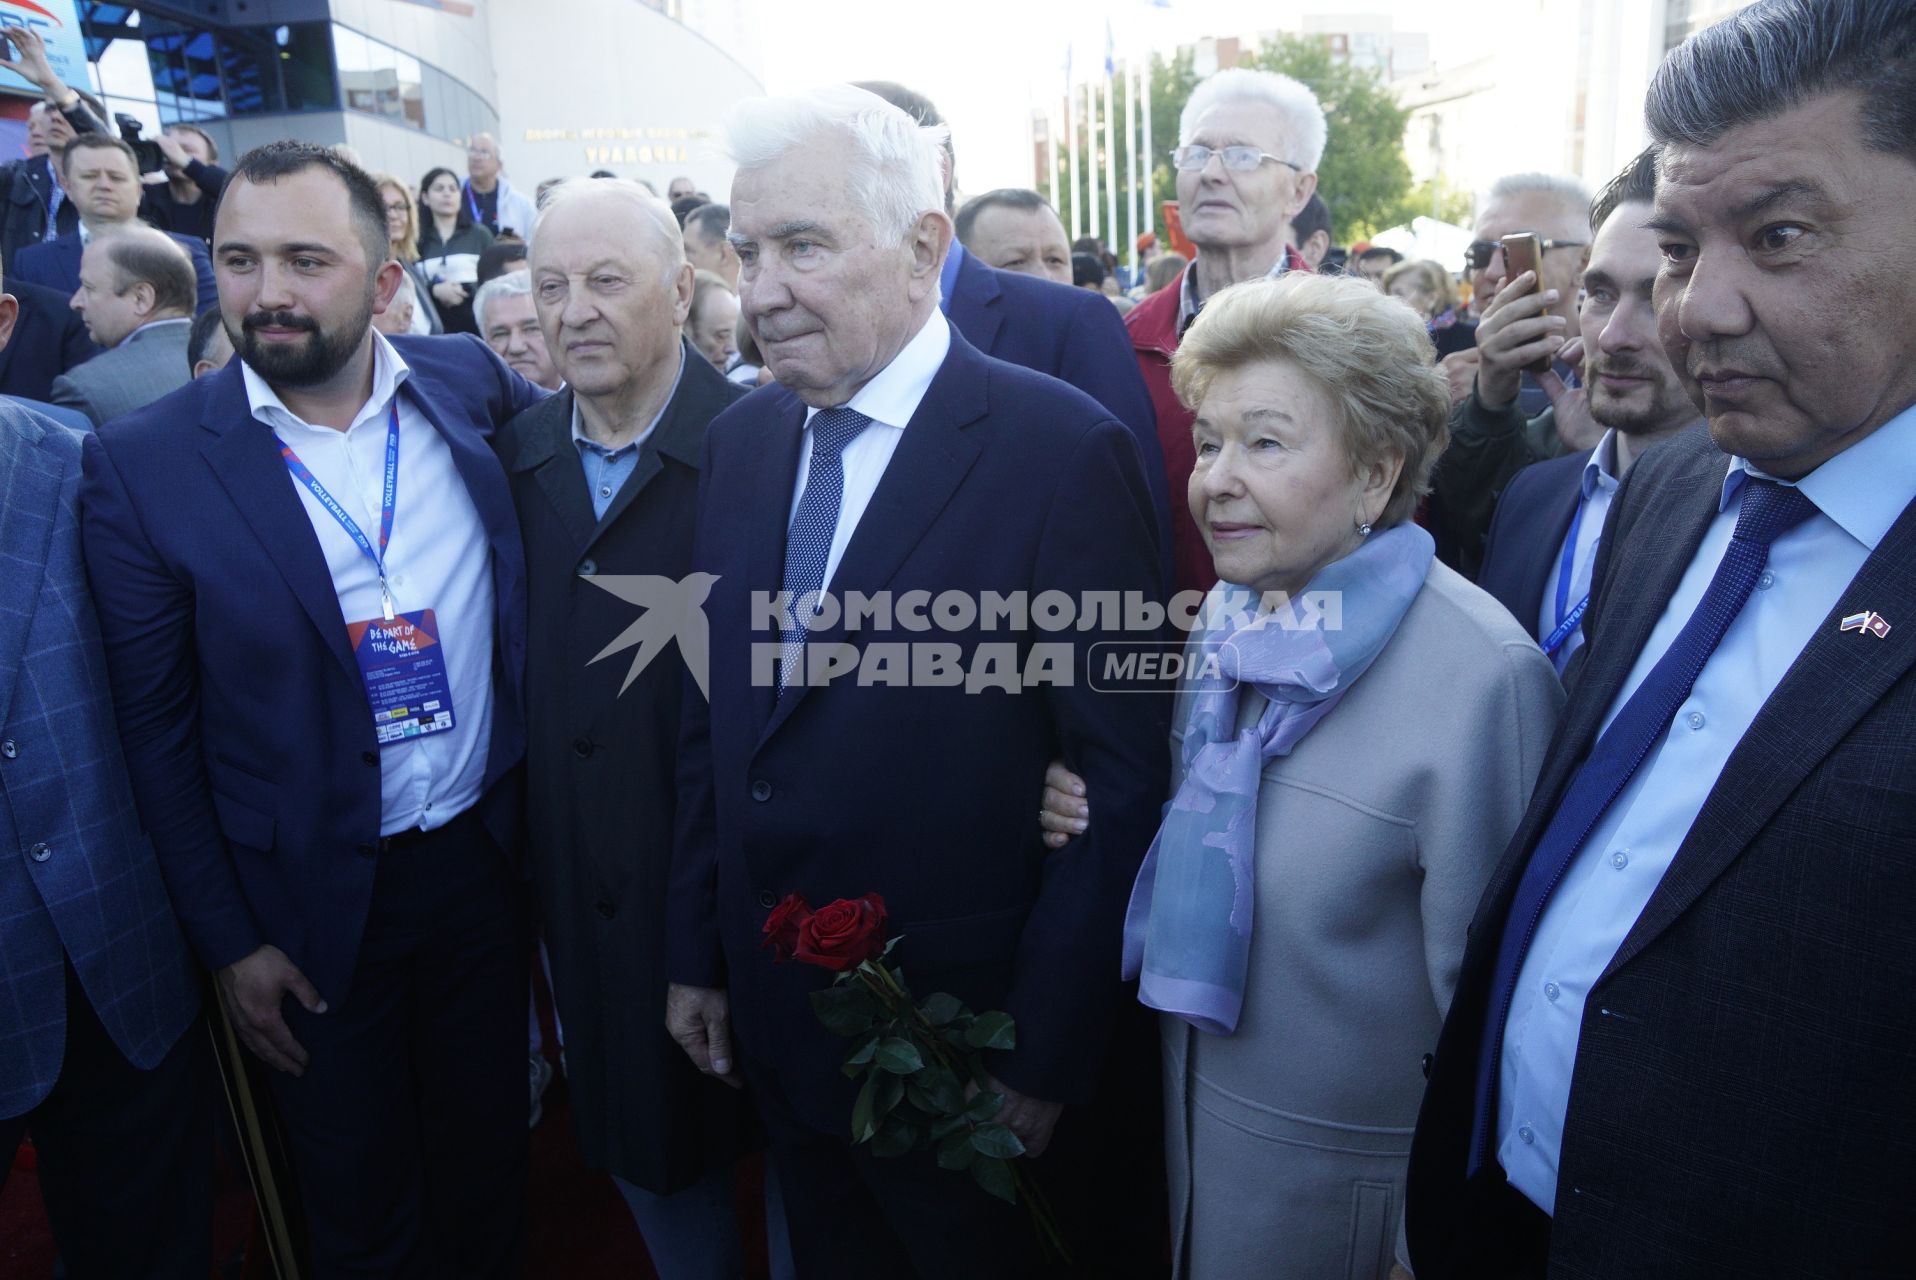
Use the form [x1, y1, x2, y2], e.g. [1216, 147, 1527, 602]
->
[1647, 0, 1916, 165]
[1178, 68, 1328, 173]
[531, 178, 685, 282]
[471, 269, 528, 335]
[725, 84, 947, 244]
[1484, 172, 1592, 238]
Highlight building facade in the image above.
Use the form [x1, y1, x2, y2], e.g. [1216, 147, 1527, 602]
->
[2, 0, 760, 203]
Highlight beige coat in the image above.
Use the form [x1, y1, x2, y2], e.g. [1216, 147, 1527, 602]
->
[1162, 560, 1563, 1279]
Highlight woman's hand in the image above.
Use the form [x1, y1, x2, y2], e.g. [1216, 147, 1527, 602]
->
[431, 280, 468, 308]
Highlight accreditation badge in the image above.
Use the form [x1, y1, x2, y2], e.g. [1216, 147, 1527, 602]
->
[348, 609, 457, 745]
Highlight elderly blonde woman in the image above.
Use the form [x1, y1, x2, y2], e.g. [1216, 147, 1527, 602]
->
[1383, 257, 1475, 358]
[371, 173, 443, 335]
[1045, 273, 1560, 1278]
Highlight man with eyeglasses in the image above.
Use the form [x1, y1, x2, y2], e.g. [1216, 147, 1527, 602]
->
[465, 133, 539, 244]
[1125, 67, 1326, 599]
[1429, 173, 1601, 577]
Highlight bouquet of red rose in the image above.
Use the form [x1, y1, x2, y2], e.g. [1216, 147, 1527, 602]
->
[762, 892, 1065, 1258]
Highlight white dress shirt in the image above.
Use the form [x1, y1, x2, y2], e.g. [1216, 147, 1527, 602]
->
[1497, 404, 1916, 1212]
[243, 332, 496, 837]
[1536, 430, 1622, 671]
[787, 308, 951, 591]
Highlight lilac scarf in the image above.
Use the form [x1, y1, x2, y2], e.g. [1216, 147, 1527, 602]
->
[1120, 524, 1434, 1034]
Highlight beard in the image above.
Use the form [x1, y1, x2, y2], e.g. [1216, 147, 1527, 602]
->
[233, 288, 375, 388]
[1585, 353, 1695, 438]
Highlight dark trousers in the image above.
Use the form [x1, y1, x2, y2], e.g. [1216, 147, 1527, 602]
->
[268, 807, 529, 1279]
[0, 962, 212, 1280]
[745, 1056, 1042, 1280]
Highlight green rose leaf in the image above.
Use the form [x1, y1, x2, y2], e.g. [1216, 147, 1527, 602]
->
[850, 1073, 878, 1144]
[936, 1129, 977, 1171]
[969, 1122, 1026, 1161]
[964, 1010, 1017, 1051]
[971, 1154, 1018, 1204]
[812, 984, 880, 1038]
[963, 1090, 1004, 1123]
[871, 1115, 918, 1159]
[873, 1037, 924, 1075]
[874, 1070, 905, 1120]
[922, 992, 965, 1026]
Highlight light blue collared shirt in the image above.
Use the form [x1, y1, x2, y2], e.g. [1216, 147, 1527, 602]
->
[1497, 402, 1916, 1213]
[571, 349, 683, 521]
[1537, 430, 1624, 671]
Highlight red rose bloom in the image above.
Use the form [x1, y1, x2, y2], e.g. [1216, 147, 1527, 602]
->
[760, 893, 813, 963]
[793, 894, 889, 972]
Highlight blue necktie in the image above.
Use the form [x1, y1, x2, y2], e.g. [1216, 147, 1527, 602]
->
[778, 407, 871, 693]
[1470, 477, 1819, 1168]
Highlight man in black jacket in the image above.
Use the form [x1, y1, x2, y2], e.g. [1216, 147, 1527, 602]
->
[498, 178, 763, 1279]
[1407, 3, 1916, 1275]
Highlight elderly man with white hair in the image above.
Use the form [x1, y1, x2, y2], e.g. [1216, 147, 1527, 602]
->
[1125, 67, 1327, 600]
[464, 132, 538, 242]
[474, 271, 561, 391]
[496, 178, 770, 1280]
[664, 84, 1168, 1277]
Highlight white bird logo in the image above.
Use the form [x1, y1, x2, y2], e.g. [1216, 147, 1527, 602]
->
[582, 573, 720, 698]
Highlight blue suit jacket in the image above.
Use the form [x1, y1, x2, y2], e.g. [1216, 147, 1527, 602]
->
[667, 327, 1170, 1132]
[1476, 449, 1587, 642]
[946, 245, 1173, 591]
[14, 228, 218, 315]
[0, 404, 198, 1119]
[5, 393, 92, 434]
[0, 279, 101, 402]
[79, 334, 543, 1006]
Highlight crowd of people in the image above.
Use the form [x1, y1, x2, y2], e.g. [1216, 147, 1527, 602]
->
[1, 0, 1913, 1277]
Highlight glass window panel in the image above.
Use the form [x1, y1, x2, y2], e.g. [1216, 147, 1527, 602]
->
[394, 51, 422, 131]
[215, 21, 334, 116]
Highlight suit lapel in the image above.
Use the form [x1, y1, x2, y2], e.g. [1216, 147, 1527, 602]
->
[755, 337, 989, 748]
[946, 249, 1005, 358]
[1521, 475, 1584, 631]
[741, 393, 806, 737]
[1607, 491, 1916, 974]
[198, 369, 359, 679]
[0, 414, 59, 722]
[512, 392, 599, 552]
[587, 343, 723, 548]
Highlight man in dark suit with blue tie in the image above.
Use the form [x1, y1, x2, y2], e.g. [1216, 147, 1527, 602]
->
[0, 401, 210, 1278]
[857, 80, 1172, 589]
[1408, 4, 1916, 1276]
[1477, 149, 1699, 672]
[13, 136, 218, 314]
[665, 85, 1167, 1278]
[82, 142, 544, 1277]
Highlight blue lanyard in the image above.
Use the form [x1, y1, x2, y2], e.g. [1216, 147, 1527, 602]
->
[278, 402, 401, 621]
[1541, 497, 1589, 658]
[464, 180, 484, 225]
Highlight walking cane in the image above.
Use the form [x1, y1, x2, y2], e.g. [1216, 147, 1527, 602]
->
[206, 983, 308, 1279]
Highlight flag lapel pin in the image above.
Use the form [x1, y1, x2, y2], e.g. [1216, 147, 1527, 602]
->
[1839, 610, 1892, 639]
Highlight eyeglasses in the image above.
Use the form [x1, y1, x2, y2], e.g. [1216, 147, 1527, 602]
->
[382, 201, 410, 215]
[1171, 145, 1303, 174]
[1464, 237, 1589, 272]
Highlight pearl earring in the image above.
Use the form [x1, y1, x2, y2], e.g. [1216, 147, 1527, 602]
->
[1357, 520, 1373, 537]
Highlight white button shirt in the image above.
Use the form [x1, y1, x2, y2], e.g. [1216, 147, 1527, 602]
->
[243, 332, 496, 837]
[787, 308, 951, 591]
[1496, 404, 1916, 1212]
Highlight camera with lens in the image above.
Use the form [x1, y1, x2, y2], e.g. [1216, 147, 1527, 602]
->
[116, 114, 167, 175]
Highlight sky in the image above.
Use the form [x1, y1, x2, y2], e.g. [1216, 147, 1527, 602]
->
[752, 0, 1490, 196]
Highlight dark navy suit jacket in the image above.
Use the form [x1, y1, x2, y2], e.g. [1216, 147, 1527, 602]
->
[0, 405, 198, 1118]
[0, 279, 100, 402]
[14, 228, 218, 314]
[79, 334, 543, 1007]
[667, 327, 1169, 1132]
[945, 245, 1173, 591]
[1476, 448, 1587, 642]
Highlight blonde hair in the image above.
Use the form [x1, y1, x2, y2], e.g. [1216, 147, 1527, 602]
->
[1172, 273, 1450, 529]
[373, 174, 419, 262]
[1381, 258, 1457, 315]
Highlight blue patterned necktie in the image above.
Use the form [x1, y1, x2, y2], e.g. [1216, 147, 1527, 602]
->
[1469, 476, 1819, 1168]
[778, 406, 871, 693]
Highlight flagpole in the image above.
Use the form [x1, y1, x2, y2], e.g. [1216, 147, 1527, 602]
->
[1127, 54, 1141, 283]
[1141, 48, 1154, 248]
[1085, 80, 1100, 242]
[1102, 68, 1117, 260]
[1065, 74, 1081, 240]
